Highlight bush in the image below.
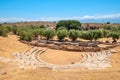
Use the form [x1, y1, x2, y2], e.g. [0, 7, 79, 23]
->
[39, 28, 45, 39]
[102, 30, 109, 38]
[20, 31, 33, 41]
[0, 26, 8, 37]
[32, 29, 40, 39]
[43, 29, 56, 40]
[103, 25, 111, 30]
[39, 25, 45, 29]
[11, 25, 18, 34]
[80, 31, 93, 42]
[107, 32, 120, 42]
[68, 29, 79, 41]
[92, 30, 102, 41]
[57, 29, 68, 41]
[80, 30, 102, 42]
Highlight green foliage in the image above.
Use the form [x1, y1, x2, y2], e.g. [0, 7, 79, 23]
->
[103, 25, 120, 32]
[43, 29, 56, 40]
[56, 27, 67, 31]
[106, 22, 110, 24]
[2, 31, 7, 37]
[80, 30, 102, 42]
[0, 26, 9, 37]
[20, 31, 33, 41]
[32, 29, 40, 38]
[68, 29, 79, 41]
[57, 29, 68, 41]
[102, 30, 109, 38]
[80, 31, 94, 42]
[11, 25, 18, 34]
[107, 32, 120, 42]
[39, 28, 45, 39]
[103, 25, 111, 30]
[39, 25, 45, 29]
[56, 20, 82, 30]
[110, 27, 120, 32]
[93, 30, 102, 41]
[32, 28, 46, 39]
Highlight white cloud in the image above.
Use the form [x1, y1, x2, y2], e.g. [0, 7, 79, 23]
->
[0, 13, 120, 22]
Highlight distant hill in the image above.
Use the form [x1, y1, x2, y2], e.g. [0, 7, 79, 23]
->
[1, 21, 120, 28]
[1, 21, 56, 28]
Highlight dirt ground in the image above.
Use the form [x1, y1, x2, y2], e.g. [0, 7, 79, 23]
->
[0, 34, 120, 80]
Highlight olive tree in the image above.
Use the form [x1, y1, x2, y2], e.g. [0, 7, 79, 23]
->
[32, 29, 40, 40]
[80, 30, 102, 42]
[107, 32, 120, 43]
[20, 31, 33, 41]
[57, 29, 68, 41]
[68, 29, 79, 41]
[43, 29, 56, 40]
[56, 20, 82, 30]
[0, 26, 9, 37]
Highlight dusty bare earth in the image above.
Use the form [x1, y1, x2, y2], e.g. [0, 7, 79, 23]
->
[0, 34, 120, 80]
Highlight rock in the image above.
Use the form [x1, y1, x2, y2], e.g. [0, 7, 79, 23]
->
[84, 47, 93, 52]
[70, 43, 79, 46]
[62, 42, 71, 45]
[79, 47, 84, 51]
[66, 45, 80, 51]
[88, 43, 98, 47]
[0, 71, 7, 75]
[79, 42, 88, 47]
[38, 40, 47, 43]
[37, 43, 47, 47]
[52, 45, 60, 50]
[54, 42, 61, 46]
[29, 42, 36, 46]
[60, 45, 67, 50]
[110, 49, 117, 53]
[47, 41, 54, 44]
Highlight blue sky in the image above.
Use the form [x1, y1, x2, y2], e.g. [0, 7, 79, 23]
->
[0, 0, 120, 22]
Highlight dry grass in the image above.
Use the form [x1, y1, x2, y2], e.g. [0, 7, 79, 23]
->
[0, 34, 30, 59]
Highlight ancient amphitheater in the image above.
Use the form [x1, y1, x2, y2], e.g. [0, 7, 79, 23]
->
[0, 48, 114, 70]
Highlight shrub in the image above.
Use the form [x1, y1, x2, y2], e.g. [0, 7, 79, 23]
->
[39, 25, 45, 29]
[80, 30, 102, 42]
[103, 25, 111, 30]
[32, 29, 40, 40]
[43, 29, 56, 40]
[107, 32, 120, 42]
[57, 29, 68, 41]
[0, 26, 8, 37]
[11, 25, 18, 34]
[39, 28, 45, 39]
[20, 31, 33, 41]
[102, 30, 109, 38]
[68, 29, 79, 41]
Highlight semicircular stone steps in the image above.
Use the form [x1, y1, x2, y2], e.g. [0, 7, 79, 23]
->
[10, 48, 112, 70]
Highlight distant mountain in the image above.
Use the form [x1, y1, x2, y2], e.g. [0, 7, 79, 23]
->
[80, 18, 120, 23]
[0, 17, 120, 24]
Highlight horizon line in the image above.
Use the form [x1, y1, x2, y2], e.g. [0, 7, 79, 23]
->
[0, 13, 120, 23]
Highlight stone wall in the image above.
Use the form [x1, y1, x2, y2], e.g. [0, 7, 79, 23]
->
[21, 40, 116, 52]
